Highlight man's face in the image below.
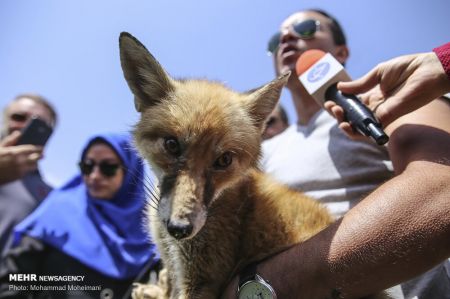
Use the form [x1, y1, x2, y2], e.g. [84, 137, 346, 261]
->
[262, 107, 288, 140]
[3, 98, 54, 137]
[273, 11, 348, 76]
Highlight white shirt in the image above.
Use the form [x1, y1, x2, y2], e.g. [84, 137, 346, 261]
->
[261, 110, 393, 218]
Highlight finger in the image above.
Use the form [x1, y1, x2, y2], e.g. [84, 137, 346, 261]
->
[12, 145, 44, 156]
[375, 96, 416, 128]
[331, 106, 345, 124]
[323, 101, 335, 113]
[18, 153, 41, 173]
[324, 101, 346, 123]
[0, 131, 21, 147]
[374, 84, 432, 127]
[359, 88, 386, 112]
[338, 122, 356, 138]
[28, 152, 43, 163]
[338, 122, 369, 142]
[337, 65, 382, 95]
[357, 93, 370, 106]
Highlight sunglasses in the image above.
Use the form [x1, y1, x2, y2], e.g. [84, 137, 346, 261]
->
[10, 113, 29, 122]
[9, 113, 54, 128]
[267, 19, 321, 54]
[78, 160, 121, 177]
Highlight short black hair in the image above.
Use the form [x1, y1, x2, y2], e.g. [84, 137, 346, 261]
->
[308, 9, 347, 46]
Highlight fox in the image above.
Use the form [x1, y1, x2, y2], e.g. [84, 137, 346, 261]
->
[118, 32, 392, 299]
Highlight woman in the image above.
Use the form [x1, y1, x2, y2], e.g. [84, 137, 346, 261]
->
[0, 133, 159, 299]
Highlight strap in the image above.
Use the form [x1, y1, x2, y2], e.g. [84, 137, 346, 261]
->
[238, 262, 258, 288]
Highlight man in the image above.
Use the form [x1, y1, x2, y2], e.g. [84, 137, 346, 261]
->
[262, 9, 393, 219]
[223, 9, 450, 299]
[0, 94, 57, 258]
[262, 104, 289, 140]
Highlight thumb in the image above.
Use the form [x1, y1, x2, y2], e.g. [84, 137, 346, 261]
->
[1, 131, 21, 147]
[338, 65, 381, 95]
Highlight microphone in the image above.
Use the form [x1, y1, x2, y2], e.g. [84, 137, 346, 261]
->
[296, 50, 389, 145]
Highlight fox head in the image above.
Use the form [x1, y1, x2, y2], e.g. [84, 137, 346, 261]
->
[119, 32, 288, 240]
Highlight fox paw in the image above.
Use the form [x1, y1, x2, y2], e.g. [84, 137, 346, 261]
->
[131, 283, 164, 299]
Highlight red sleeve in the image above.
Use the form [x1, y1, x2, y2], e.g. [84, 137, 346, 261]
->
[433, 42, 450, 81]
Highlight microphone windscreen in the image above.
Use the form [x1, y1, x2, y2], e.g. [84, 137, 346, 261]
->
[295, 49, 326, 76]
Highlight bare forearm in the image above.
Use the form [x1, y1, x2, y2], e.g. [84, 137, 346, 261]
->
[255, 161, 450, 299]
[326, 161, 449, 296]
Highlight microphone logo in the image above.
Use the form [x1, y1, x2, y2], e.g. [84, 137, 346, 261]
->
[307, 62, 330, 83]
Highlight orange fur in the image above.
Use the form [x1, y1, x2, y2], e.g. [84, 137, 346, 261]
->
[119, 32, 389, 299]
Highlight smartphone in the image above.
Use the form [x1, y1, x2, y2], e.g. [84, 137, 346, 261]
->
[16, 117, 53, 146]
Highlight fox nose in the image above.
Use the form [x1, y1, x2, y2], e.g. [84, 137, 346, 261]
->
[167, 221, 193, 240]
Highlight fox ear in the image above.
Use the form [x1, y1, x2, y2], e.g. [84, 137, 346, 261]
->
[119, 32, 175, 112]
[245, 72, 290, 130]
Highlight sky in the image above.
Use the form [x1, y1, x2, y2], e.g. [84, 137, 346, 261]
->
[1, 0, 449, 187]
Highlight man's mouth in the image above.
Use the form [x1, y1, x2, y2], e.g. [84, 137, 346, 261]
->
[279, 44, 299, 57]
[279, 45, 302, 67]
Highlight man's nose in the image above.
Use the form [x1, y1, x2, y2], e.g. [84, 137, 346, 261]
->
[280, 27, 299, 44]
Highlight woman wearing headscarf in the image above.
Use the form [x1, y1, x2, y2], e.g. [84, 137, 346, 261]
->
[0, 133, 159, 299]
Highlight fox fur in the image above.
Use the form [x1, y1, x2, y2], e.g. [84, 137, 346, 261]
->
[119, 32, 391, 299]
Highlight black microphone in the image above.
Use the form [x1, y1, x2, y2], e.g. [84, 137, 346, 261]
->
[296, 49, 388, 145]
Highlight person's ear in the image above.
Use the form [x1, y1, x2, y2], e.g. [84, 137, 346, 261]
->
[334, 45, 349, 65]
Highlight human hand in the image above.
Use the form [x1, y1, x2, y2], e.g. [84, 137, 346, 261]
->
[324, 85, 387, 141]
[326, 52, 450, 138]
[0, 131, 44, 184]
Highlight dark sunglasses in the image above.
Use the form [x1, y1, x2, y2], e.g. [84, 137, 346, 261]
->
[9, 113, 54, 128]
[78, 160, 121, 177]
[267, 19, 321, 54]
[10, 113, 29, 122]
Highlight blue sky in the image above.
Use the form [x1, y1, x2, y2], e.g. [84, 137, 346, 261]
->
[1, 0, 449, 186]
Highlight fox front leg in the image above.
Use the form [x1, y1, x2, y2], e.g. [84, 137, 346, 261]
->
[131, 282, 167, 299]
[131, 268, 172, 299]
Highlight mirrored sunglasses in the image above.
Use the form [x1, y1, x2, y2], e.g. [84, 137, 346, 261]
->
[78, 160, 121, 177]
[267, 19, 321, 55]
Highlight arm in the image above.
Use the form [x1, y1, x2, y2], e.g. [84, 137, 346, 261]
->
[223, 99, 450, 298]
[0, 132, 43, 185]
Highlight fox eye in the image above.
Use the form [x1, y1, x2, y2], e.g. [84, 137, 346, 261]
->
[164, 137, 181, 156]
[214, 152, 232, 169]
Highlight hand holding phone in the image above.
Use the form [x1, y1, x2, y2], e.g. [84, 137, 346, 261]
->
[0, 129, 45, 183]
[16, 117, 53, 146]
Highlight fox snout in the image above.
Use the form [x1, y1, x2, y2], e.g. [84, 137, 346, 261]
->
[162, 196, 207, 240]
[159, 174, 207, 240]
[166, 216, 194, 240]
